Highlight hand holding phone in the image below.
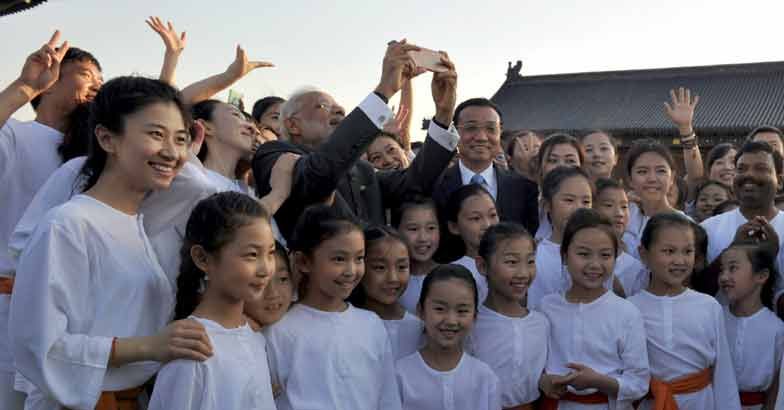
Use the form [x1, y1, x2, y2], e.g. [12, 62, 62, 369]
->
[409, 48, 448, 73]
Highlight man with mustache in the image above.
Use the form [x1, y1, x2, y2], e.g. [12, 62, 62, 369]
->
[701, 141, 784, 314]
[252, 40, 460, 240]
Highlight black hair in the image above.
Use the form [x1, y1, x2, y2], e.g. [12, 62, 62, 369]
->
[478, 222, 535, 262]
[594, 177, 624, 199]
[58, 102, 91, 162]
[640, 212, 694, 251]
[735, 140, 784, 175]
[191, 99, 223, 163]
[78, 76, 190, 191]
[504, 129, 543, 159]
[251, 96, 285, 123]
[713, 199, 740, 216]
[31, 47, 102, 109]
[443, 184, 495, 224]
[392, 195, 439, 231]
[289, 205, 363, 297]
[721, 240, 778, 310]
[348, 225, 409, 308]
[175, 191, 270, 320]
[541, 166, 592, 204]
[705, 143, 737, 174]
[560, 208, 619, 261]
[274, 241, 290, 271]
[746, 125, 784, 146]
[436, 184, 497, 262]
[670, 175, 689, 210]
[694, 179, 732, 202]
[624, 138, 675, 177]
[579, 129, 619, 152]
[417, 263, 478, 314]
[536, 133, 585, 179]
[453, 98, 503, 126]
[693, 223, 708, 261]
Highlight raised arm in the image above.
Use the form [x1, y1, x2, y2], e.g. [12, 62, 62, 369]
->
[180, 45, 273, 105]
[664, 87, 702, 185]
[146, 16, 186, 86]
[0, 31, 69, 128]
[398, 79, 413, 152]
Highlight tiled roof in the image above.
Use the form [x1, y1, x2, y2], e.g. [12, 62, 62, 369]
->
[1, 0, 48, 17]
[491, 61, 784, 137]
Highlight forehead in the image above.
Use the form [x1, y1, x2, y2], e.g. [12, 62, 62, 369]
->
[556, 176, 592, 196]
[459, 106, 500, 123]
[304, 91, 335, 105]
[318, 230, 365, 252]
[548, 143, 579, 157]
[699, 184, 728, 196]
[652, 225, 694, 246]
[495, 237, 534, 255]
[721, 247, 749, 263]
[367, 238, 408, 258]
[737, 150, 774, 167]
[368, 135, 400, 152]
[401, 206, 437, 223]
[231, 219, 274, 246]
[633, 151, 669, 167]
[460, 193, 495, 212]
[598, 187, 627, 201]
[427, 278, 475, 302]
[570, 227, 615, 248]
[125, 102, 186, 130]
[753, 132, 782, 143]
[582, 132, 612, 145]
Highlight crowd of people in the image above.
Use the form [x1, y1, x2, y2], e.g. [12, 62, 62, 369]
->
[1, 17, 784, 410]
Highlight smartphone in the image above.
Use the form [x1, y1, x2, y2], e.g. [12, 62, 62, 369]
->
[409, 48, 448, 73]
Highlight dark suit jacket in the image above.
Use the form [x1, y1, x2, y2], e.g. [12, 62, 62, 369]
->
[252, 105, 455, 241]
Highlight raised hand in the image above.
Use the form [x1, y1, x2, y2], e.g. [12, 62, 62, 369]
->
[17, 30, 70, 100]
[431, 52, 457, 125]
[146, 16, 186, 55]
[374, 39, 420, 100]
[382, 105, 409, 136]
[664, 87, 699, 135]
[224, 45, 274, 82]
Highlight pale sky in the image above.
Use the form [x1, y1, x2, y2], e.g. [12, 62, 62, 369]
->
[2, 0, 783, 140]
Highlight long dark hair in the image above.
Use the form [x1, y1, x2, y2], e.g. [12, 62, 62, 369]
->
[78, 76, 191, 191]
[721, 240, 778, 310]
[348, 225, 409, 308]
[175, 191, 270, 320]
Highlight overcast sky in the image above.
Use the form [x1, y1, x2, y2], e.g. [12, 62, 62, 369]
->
[2, 0, 782, 139]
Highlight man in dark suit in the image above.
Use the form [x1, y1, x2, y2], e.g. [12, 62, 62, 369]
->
[433, 98, 539, 235]
[252, 41, 459, 241]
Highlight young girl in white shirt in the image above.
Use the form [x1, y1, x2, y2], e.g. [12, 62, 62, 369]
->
[394, 196, 441, 314]
[719, 241, 784, 409]
[264, 205, 401, 410]
[468, 222, 548, 409]
[395, 264, 501, 410]
[538, 208, 649, 409]
[629, 212, 741, 410]
[244, 243, 294, 330]
[533, 133, 584, 241]
[528, 166, 594, 309]
[149, 191, 277, 409]
[9, 77, 213, 409]
[350, 225, 423, 360]
[442, 184, 500, 304]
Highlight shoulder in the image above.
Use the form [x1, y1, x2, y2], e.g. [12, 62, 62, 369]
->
[605, 292, 644, 319]
[395, 351, 422, 373]
[700, 210, 732, 230]
[464, 353, 499, 382]
[253, 141, 305, 164]
[156, 356, 208, 384]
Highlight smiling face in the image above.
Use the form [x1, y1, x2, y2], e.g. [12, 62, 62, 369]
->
[367, 135, 409, 171]
[300, 230, 365, 311]
[244, 252, 294, 327]
[205, 102, 257, 160]
[695, 184, 731, 222]
[734, 151, 778, 211]
[541, 143, 581, 178]
[41, 59, 103, 111]
[708, 148, 737, 187]
[286, 92, 346, 149]
[582, 132, 617, 180]
[545, 175, 593, 235]
[448, 193, 499, 256]
[398, 206, 440, 263]
[719, 247, 767, 305]
[594, 187, 630, 238]
[456, 106, 502, 168]
[565, 227, 616, 292]
[640, 225, 695, 291]
[361, 238, 411, 306]
[630, 152, 673, 206]
[419, 278, 476, 351]
[482, 237, 536, 303]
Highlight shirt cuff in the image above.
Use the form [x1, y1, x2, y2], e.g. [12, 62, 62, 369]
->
[427, 119, 459, 151]
[358, 93, 394, 130]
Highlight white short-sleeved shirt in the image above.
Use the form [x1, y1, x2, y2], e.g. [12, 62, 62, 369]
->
[384, 311, 424, 360]
[467, 305, 549, 407]
[148, 316, 276, 410]
[400, 274, 427, 314]
[452, 256, 488, 305]
[395, 351, 501, 410]
[615, 251, 648, 298]
[623, 203, 692, 260]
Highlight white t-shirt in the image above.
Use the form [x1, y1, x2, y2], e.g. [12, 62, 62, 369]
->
[723, 306, 784, 410]
[395, 351, 500, 410]
[540, 291, 650, 409]
[623, 203, 692, 260]
[9, 195, 173, 409]
[452, 256, 488, 305]
[148, 316, 276, 410]
[615, 251, 648, 298]
[467, 305, 549, 407]
[384, 311, 424, 360]
[400, 274, 427, 314]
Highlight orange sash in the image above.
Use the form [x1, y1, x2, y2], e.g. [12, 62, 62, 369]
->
[0, 277, 13, 294]
[648, 367, 712, 410]
[539, 391, 608, 410]
[66, 386, 144, 410]
[739, 391, 766, 406]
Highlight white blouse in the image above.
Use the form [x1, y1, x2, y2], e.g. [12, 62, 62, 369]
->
[384, 311, 424, 360]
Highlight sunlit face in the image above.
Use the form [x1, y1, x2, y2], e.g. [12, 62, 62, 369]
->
[205, 102, 257, 160]
[541, 143, 581, 178]
[708, 148, 736, 187]
[41, 59, 102, 110]
[448, 193, 499, 255]
[457, 106, 502, 167]
[695, 184, 730, 222]
[419, 278, 476, 350]
[286, 92, 345, 149]
[629, 152, 673, 206]
[594, 187, 629, 238]
[719, 247, 767, 305]
[640, 225, 695, 290]
[565, 227, 616, 291]
[244, 252, 294, 327]
[398, 206, 440, 263]
[258, 102, 283, 134]
[582, 132, 617, 180]
[367, 135, 409, 171]
[361, 239, 410, 305]
[546, 176, 592, 234]
[482, 237, 536, 303]
[200, 219, 276, 304]
[100, 102, 190, 192]
[734, 151, 779, 209]
[301, 230, 365, 307]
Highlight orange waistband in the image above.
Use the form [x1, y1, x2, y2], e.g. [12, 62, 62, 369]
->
[539, 391, 608, 410]
[0, 277, 13, 294]
[94, 386, 144, 410]
[649, 367, 713, 410]
[504, 403, 535, 410]
[739, 391, 766, 406]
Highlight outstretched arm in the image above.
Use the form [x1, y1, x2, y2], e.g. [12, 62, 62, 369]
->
[0, 31, 69, 128]
[146, 16, 186, 86]
[665, 87, 702, 185]
[180, 45, 273, 105]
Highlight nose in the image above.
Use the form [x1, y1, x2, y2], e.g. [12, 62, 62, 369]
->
[264, 281, 281, 300]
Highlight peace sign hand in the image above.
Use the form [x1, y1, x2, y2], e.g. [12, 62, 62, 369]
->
[18, 30, 70, 100]
[146, 16, 186, 55]
[224, 45, 275, 82]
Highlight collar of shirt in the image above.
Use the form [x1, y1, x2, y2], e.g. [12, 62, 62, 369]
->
[458, 160, 497, 198]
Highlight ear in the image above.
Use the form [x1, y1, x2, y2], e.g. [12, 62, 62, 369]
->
[476, 256, 488, 277]
[94, 124, 119, 155]
[293, 251, 311, 275]
[190, 245, 211, 273]
[754, 268, 771, 286]
[638, 246, 648, 266]
[196, 118, 215, 139]
[447, 220, 460, 236]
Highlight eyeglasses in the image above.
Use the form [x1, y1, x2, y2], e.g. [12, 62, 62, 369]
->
[457, 122, 501, 136]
